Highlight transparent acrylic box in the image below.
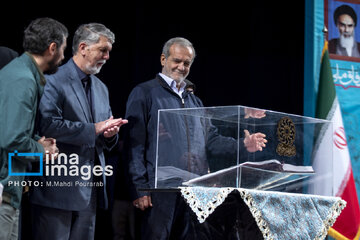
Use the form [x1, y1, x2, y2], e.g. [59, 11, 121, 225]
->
[155, 105, 333, 196]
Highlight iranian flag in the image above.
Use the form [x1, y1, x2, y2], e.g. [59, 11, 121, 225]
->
[314, 41, 360, 240]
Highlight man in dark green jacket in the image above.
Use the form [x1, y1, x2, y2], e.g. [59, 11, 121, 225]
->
[0, 17, 68, 239]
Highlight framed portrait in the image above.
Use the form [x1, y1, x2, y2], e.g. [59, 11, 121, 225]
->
[325, 0, 360, 61]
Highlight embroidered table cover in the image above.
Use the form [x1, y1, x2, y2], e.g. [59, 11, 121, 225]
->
[179, 187, 346, 240]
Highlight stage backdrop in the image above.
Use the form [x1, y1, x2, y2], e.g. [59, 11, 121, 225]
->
[305, 0, 360, 239]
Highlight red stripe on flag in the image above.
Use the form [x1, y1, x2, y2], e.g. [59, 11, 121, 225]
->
[334, 133, 346, 145]
[332, 169, 360, 239]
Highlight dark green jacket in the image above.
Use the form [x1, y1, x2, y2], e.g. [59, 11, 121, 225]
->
[0, 53, 45, 209]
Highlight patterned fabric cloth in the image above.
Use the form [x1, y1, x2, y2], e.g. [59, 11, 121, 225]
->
[179, 187, 346, 240]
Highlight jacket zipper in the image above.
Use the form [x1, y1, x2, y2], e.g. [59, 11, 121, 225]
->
[181, 97, 191, 170]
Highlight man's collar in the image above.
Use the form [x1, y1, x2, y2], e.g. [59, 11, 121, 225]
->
[71, 58, 88, 80]
[25, 52, 46, 86]
[159, 73, 185, 89]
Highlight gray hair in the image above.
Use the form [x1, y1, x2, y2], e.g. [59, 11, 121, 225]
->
[162, 37, 196, 61]
[72, 23, 115, 55]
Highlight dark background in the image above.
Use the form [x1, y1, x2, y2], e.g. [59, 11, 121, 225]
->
[0, 0, 305, 117]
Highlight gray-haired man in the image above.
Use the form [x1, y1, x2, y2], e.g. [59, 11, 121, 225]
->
[30, 23, 127, 240]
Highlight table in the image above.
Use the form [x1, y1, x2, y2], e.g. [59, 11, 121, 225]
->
[179, 187, 346, 240]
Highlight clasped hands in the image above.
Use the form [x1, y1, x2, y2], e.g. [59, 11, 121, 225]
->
[95, 116, 128, 138]
[38, 136, 59, 159]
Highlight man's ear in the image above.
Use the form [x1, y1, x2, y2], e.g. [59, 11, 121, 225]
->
[160, 54, 166, 67]
[78, 42, 88, 56]
[49, 42, 57, 56]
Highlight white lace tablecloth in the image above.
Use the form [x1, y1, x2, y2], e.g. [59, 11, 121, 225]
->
[179, 187, 346, 240]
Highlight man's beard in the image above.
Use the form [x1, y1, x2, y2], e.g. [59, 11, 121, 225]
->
[168, 70, 187, 83]
[339, 32, 355, 51]
[85, 60, 106, 75]
[44, 52, 62, 75]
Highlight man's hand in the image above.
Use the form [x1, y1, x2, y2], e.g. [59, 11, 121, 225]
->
[38, 136, 59, 159]
[103, 126, 119, 138]
[133, 195, 152, 211]
[243, 129, 267, 152]
[244, 108, 266, 119]
[95, 116, 128, 136]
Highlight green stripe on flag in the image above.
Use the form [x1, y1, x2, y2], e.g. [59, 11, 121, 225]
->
[316, 49, 336, 120]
